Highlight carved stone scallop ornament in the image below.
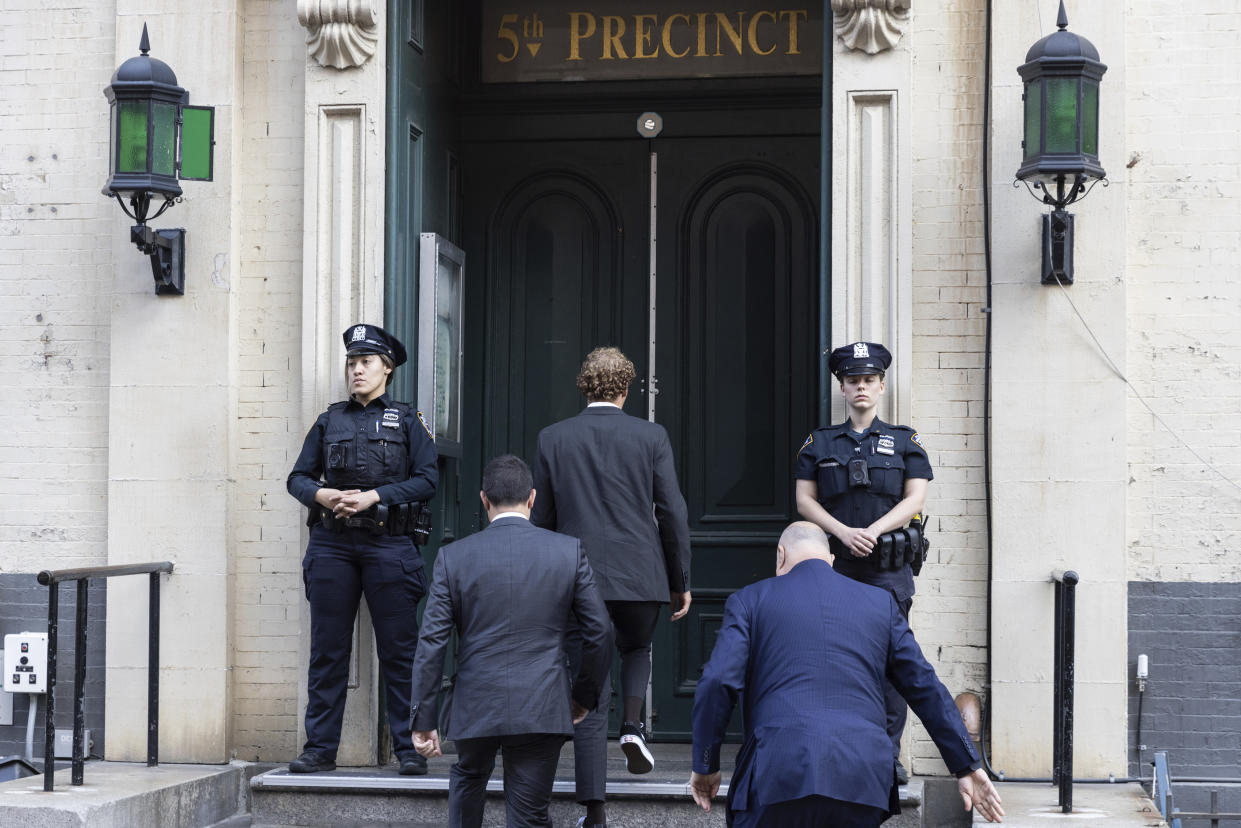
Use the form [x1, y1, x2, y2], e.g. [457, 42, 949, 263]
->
[297, 0, 379, 69]
[832, 0, 912, 55]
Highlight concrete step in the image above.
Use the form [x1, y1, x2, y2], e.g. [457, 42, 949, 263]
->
[0, 761, 248, 828]
[249, 744, 924, 828]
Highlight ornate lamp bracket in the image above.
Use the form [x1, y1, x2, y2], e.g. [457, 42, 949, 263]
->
[296, 0, 379, 70]
[831, 0, 912, 55]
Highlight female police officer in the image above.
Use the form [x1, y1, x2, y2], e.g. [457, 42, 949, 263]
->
[286, 324, 438, 775]
[794, 341, 932, 786]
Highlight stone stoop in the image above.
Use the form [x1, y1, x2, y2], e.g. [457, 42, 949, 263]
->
[248, 766, 925, 828]
[0, 762, 251, 828]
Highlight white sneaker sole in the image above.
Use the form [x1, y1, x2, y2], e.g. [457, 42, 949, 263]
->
[620, 734, 654, 774]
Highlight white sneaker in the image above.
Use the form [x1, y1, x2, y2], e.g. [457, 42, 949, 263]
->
[619, 721, 654, 774]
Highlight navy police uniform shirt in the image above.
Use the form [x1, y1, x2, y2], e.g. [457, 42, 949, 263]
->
[287, 392, 438, 509]
[795, 419, 932, 602]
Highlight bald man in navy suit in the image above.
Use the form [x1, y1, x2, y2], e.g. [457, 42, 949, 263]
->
[690, 522, 1003, 827]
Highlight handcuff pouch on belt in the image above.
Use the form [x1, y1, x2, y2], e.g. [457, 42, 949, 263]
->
[308, 499, 432, 545]
[872, 516, 932, 574]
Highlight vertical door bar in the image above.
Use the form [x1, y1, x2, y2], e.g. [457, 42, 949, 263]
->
[647, 149, 658, 424]
[646, 148, 658, 732]
[818, 0, 832, 423]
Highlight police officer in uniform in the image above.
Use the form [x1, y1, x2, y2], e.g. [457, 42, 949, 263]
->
[794, 342, 932, 786]
[286, 323, 438, 775]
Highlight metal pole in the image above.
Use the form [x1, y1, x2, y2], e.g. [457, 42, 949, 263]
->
[1060, 572, 1078, 813]
[1053, 579, 1063, 788]
[44, 582, 58, 791]
[148, 571, 160, 766]
[72, 579, 88, 785]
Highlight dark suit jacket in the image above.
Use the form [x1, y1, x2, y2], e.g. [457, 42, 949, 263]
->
[691, 558, 978, 816]
[409, 516, 611, 740]
[531, 405, 691, 602]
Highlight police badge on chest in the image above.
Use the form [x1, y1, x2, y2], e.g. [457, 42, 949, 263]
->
[876, 434, 895, 455]
[382, 409, 402, 429]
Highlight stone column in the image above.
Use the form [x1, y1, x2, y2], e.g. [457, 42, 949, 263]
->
[989, 1, 1128, 776]
[295, 0, 388, 766]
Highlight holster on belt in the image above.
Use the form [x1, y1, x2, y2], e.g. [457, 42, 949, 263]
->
[832, 517, 932, 574]
[306, 500, 430, 544]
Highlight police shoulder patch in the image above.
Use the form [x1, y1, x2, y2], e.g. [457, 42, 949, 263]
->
[910, 431, 925, 449]
[798, 433, 814, 454]
[416, 411, 433, 438]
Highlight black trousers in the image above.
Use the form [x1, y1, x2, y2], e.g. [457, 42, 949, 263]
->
[450, 733, 566, 828]
[301, 526, 426, 761]
[732, 795, 888, 828]
[566, 600, 662, 802]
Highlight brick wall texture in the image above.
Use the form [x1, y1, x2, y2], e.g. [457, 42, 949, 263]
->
[906, 0, 991, 772]
[230, 0, 307, 762]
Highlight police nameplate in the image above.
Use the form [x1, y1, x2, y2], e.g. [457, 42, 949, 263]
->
[481, 2, 821, 83]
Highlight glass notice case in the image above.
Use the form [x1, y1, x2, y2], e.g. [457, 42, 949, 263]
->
[417, 233, 465, 455]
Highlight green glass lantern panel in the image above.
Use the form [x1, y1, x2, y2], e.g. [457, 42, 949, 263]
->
[179, 106, 215, 181]
[1024, 82, 1042, 160]
[151, 102, 177, 178]
[1045, 77, 1079, 154]
[117, 100, 149, 173]
[1082, 80, 1099, 157]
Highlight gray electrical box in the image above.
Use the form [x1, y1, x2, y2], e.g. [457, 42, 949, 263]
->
[0, 688, 11, 725]
[3, 632, 49, 695]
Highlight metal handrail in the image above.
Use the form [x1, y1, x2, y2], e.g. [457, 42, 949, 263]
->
[1051, 569, 1079, 813]
[1154, 752, 1241, 825]
[35, 561, 174, 792]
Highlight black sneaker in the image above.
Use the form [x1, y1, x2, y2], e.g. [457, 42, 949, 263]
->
[895, 759, 909, 786]
[399, 754, 428, 776]
[289, 750, 336, 773]
[619, 721, 654, 774]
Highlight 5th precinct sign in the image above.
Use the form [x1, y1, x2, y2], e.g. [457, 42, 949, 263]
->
[481, 2, 822, 82]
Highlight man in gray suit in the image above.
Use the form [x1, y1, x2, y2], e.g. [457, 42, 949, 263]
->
[532, 346, 692, 828]
[410, 455, 612, 828]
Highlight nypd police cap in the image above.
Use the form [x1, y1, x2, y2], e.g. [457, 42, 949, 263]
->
[828, 341, 891, 379]
[343, 323, 407, 368]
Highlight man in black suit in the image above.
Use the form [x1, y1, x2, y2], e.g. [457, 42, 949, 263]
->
[531, 346, 693, 828]
[410, 455, 612, 828]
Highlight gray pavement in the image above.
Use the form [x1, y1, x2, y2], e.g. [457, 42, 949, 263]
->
[977, 781, 1167, 826]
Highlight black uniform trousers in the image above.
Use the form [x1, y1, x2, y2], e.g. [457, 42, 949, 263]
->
[450, 733, 566, 828]
[301, 525, 426, 761]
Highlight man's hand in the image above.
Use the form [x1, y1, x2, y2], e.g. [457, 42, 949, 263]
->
[689, 770, 721, 811]
[413, 729, 442, 758]
[958, 768, 1004, 823]
[838, 526, 877, 557]
[670, 591, 692, 621]
[571, 701, 589, 725]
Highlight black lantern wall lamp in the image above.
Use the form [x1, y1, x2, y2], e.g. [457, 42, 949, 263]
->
[1014, 1, 1107, 286]
[102, 24, 214, 295]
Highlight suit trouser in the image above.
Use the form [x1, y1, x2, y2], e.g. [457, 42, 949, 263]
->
[730, 795, 888, 828]
[885, 597, 914, 760]
[301, 526, 426, 761]
[565, 600, 660, 802]
[450, 733, 566, 828]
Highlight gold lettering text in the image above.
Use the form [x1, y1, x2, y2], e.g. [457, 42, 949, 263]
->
[661, 13, 692, 58]
[497, 13, 519, 63]
[602, 15, 628, 59]
[714, 12, 745, 57]
[633, 14, 658, 59]
[779, 10, 808, 55]
[748, 10, 777, 56]
[695, 12, 710, 57]
[568, 12, 596, 61]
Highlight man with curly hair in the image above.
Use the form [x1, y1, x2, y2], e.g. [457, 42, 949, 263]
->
[532, 346, 692, 828]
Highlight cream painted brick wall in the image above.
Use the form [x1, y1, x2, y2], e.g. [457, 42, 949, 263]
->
[229, 0, 307, 761]
[907, 0, 991, 770]
[0, 1, 116, 573]
[1125, 5, 1241, 583]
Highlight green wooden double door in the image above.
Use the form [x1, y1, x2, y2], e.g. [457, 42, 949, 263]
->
[454, 122, 820, 739]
